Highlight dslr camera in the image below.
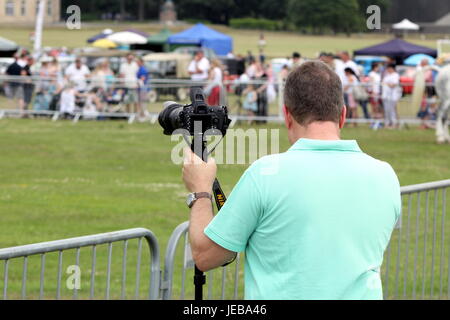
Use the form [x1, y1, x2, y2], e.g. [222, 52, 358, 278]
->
[159, 87, 231, 137]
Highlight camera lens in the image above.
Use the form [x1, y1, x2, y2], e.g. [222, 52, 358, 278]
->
[158, 102, 184, 135]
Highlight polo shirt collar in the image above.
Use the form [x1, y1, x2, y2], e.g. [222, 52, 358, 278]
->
[288, 138, 362, 152]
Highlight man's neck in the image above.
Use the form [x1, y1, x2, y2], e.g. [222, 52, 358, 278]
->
[290, 121, 341, 143]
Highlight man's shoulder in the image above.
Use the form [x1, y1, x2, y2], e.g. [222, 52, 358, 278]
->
[359, 153, 399, 182]
[65, 64, 75, 73]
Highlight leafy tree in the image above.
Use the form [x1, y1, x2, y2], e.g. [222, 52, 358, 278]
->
[287, 0, 364, 34]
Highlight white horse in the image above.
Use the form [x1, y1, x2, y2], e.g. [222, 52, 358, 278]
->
[435, 64, 450, 144]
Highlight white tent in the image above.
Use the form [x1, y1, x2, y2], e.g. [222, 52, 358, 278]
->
[107, 31, 148, 45]
[392, 19, 420, 31]
[0, 36, 18, 51]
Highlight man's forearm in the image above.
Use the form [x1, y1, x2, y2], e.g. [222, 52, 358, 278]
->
[188, 198, 236, 271]
[189, 198, 214, 256]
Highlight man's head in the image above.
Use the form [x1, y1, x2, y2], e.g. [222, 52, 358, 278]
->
[293, 52, 301, 62]
[371, 62, 380, 72]
[126, 53, 135, 64]
[420, 58, 429, 67]
[340, 51, 351, 62]
[386, 64, 396, 74]
[319, 52, 334, 66]
[283, 61, 346, 143]
[75, 58, 82, 69]
[195, 50, 204, 61]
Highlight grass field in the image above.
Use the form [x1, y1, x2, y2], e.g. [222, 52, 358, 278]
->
[0, 22, 440, 59]
[0, 118, 448, 299]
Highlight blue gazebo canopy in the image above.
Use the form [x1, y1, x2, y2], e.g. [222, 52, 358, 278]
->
[167, 23, 233, 56]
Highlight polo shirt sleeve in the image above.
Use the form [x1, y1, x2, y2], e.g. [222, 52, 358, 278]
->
[204, 166, 263, 253]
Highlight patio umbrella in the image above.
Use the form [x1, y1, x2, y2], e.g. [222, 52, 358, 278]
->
[404, 54, 435, 66]
[0, 36, 18, 57]
[87, 29, 114, 43]
[107, 31, 148, 45]
[0, 37, 18, 51]
[92, 39, 117, 49]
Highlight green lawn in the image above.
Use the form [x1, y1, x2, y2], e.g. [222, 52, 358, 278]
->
[0, 119, 448, 299]
[0, 22, 439, 59]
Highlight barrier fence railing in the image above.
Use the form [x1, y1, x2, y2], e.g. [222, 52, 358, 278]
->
[382, 179, 450, 299]
[0, 76, 444, 125]
[0, 179, 449, 300]
[0, 228, 160, 300]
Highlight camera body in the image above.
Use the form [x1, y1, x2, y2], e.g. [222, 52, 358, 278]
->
[159, 87, 231, 137]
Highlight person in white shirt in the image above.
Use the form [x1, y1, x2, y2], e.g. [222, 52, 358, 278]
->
[60, 83, 78, 116]
[340, 51, 360, 77]
[188, 50, 210, 82]
[119, 54, 140, 114]
[343, 68, 359, 122]
[368, 63, 382, 121]
[382, 64, 402, 129]
[65, 58, 90, 92]
[205, 59, 223, 105]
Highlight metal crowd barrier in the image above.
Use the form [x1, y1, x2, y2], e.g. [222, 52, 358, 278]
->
[382, 179, 450, 299]
[0, 179, 449, 300]
[161, 221, 243, 300]
[0, 228, 160, 300]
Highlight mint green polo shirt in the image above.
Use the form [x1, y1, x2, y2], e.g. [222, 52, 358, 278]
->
[204, 138, 401, 300]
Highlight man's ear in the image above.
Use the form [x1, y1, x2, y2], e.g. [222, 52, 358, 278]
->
[283, 105, 293, 129]
[339, 106, 347, 129]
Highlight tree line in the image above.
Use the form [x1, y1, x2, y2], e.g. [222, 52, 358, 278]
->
[61, 0, 391, 33]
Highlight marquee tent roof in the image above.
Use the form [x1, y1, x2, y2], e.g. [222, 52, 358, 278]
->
[354, 39, 437, 63]
[167, 23, 233, 56]
[392, 19, 420, 30]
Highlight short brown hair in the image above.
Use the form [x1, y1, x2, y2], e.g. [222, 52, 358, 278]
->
[284, 61, 344, 125]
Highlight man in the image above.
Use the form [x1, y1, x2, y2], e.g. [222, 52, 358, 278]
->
[182, 61, 400, 300]
[188, 50, 210, 82]
[340, 51, 360, 77]
[5, 53, 26, 113]
[65, 57, 90, 92]
[137, 57, 150, 118]
[22, 56, 36, 111]
[338, 51, 361, 109]
[368, 63, 383, 125]
[382, 64, 401, 129]
[291, 52, 304, 69]
[119, 54, 140, 114]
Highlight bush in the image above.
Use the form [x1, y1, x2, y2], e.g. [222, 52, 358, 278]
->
[229, 18, 283, 31]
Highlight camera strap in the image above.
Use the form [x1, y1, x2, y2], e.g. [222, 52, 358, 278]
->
[212, 179, 226, 209]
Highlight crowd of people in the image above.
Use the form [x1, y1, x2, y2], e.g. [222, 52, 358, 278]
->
[315, 51, 438, 129]
[1, 46, 442, 128]
[3, 50, 150, 120]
